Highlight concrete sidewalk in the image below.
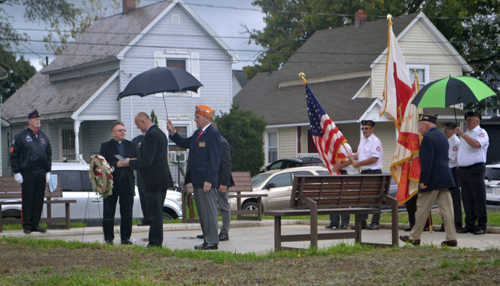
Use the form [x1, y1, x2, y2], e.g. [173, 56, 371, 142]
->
[1, 220, 499, 252]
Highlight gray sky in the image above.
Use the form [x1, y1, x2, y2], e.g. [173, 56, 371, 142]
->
[4, 0, 266, 70]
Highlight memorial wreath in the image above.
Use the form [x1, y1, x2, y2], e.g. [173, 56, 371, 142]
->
[89, 154, 113, 198]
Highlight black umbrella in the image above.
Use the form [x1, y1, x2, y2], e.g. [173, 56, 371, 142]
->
[117, 67, 203, 99]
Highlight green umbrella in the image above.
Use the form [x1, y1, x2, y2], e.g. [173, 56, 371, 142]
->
[411, 76, 496, 109]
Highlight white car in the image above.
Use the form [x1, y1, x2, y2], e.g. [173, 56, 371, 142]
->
[230, 166, 331, 212]
[1, 162, 182, 224]
[485, 163, 500, 205]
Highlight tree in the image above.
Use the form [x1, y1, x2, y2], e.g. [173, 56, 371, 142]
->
[214, 105, 267, 176]
[0, 45, 36, 101]
[150, 109, 159, 125]
[0, 0, 80, 51]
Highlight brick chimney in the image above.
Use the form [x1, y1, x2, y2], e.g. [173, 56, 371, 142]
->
[123, 0, 136, 14]
[354, 10, 367, 28]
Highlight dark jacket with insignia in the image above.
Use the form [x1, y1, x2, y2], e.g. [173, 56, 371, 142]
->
[10, 128, 52, 173]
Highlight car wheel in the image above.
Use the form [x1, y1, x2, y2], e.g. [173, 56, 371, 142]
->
[163, 212, 174, 220]
[242, 201, 259, 212]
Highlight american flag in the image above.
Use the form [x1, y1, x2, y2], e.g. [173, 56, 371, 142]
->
[306, 84, 347, 175]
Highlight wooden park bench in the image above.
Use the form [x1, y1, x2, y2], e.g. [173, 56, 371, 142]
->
[181, 171, 268, 223]
[264, 174, 398, 250]
[0, 176, 77, 232]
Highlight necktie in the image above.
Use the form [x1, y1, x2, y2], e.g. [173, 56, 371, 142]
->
[196, 130, 203, 141]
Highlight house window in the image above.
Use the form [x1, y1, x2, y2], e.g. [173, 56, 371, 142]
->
[62, 129, 75, 161]
[153, 50, 200, 97]
[167, 59, 186, 70]
[408, 65, 429, 88]
[268, 132, 278, 164]
[169, 126, 188, 151]
[307, 130, 318, 153]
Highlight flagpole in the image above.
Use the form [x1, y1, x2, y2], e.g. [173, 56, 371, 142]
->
[299, 72, 360, 174]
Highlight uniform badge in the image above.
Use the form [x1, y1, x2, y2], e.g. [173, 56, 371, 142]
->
[453, 146, 458, 152]
[479, 133, 485, 138]
[26, 135, 32, 142]
[199, 142, 206, 147]
[41, 138, 46, 144]
[376, 146, 381, 152]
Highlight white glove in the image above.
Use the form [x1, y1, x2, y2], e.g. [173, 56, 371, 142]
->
[46, 172, 51, 183]
[14, 173, 23, 184]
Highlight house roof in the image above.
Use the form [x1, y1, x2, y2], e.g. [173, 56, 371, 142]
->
[232, 70, 248, 87]
[275, 14, 418, 81]
[41, 0, 238, 74]
[2, 70, 117, 123]
[234, 73, 375, 126]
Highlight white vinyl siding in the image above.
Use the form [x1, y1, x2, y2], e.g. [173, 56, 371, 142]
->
[80, 121, 114, 163]
[80, 78, 119, 117]
[371, 21, 463, 99]
[119, 5, 233, 140]
[278, 127, 296, 159]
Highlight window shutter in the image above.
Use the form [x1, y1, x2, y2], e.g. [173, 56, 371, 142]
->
[154, 51, 166, 67]
[191, 53, 200, 97]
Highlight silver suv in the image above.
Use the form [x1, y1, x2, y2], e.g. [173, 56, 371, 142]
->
[1, 162, 182, 224]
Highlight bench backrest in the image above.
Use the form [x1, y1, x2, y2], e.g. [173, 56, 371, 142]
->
[290, 174, 392, 209]
[0, 176, 63, 199]
[183, 171, 252, 193]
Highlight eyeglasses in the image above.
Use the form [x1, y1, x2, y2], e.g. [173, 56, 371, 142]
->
[114, 129, 126, 132]
[360, 127, 371, 130]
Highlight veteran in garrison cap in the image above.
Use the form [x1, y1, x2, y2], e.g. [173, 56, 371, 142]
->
[167, 105, 222, 250]
[454, 111, 489, 235]
[344, 119, 383, 230]
[10, 110, 52, 234]
[400, 114, 457, 247]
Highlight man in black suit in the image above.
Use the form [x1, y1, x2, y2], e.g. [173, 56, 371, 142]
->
[132, 131, 148, 226]
[167, 105, 222, 250]
[99, 121, 138, 245]
[400, 114, 457, 247]
[125, 112, 173, 248]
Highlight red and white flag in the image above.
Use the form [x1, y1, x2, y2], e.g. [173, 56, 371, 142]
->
[305, 84, 347, 175]
[390, 73, 422, 205]
[380, 16, 413, 131]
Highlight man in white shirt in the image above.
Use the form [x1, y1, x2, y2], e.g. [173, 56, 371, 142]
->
[435, 122, 463, 232]
[455, 111, 489, 235]
[344, 120, 383, 230]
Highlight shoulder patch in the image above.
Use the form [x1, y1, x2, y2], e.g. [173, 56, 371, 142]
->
[376, 146, 381, 152]
[41, 138, 46, 144]
[26, 135, 32, 142]
[479, 133, 485, 138]
[453, 146, 458, 152]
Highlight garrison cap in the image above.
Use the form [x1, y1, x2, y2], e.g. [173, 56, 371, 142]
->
[464, 111, 482, 121]
[361, 120, 375, 127]
[419, 114, 437, 124]
[442, 122, 457, 129]
[28, 110, 40, 119]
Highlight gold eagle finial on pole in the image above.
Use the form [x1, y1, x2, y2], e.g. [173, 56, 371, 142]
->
[298, 72, 307, 85]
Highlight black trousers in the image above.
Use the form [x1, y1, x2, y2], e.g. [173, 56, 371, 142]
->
[329, 169, 350, 226]
[103, 180, 134, 242]
[406, 194, 430, 229]
[137, 175, 148, 223]
[20, 169, 46, 229]
[458, 163, 487, 231]
[360, 169, 382, 225]
[146, 189, 167, 247]
[440, 167, 462, 230]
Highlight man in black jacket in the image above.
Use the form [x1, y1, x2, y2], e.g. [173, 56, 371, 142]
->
[99, 121, 138, 245]
[125, 112, 173, 248]
[400, 114, 457, 247]
[10, 110, 52, 234]
[132, 131, 148, 226]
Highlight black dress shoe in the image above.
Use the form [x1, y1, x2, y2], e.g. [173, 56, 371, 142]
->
[105, 240, 113, 245]
[196, 234, 204, 239]
[423, 226, 430, 231]
[194, 242, 207, 249]
[403, 227, 412, 232]
[23, 228, 31, 234]
[457, 228, 473, 234]
[32, 226, 47, 233]
[121, 240, 133, 245]
[473, 229, 486, 235]
[399, 235, 421, 246]
[219, 235, 229, 241]
[435, 227, 445, 232]
[441, 240, 458, 247]
[325, 224, 338, 229]
[351, 225, 367, 230]
[199, 243, 218, 250]
[366, 224, 380, 230]
[137, 222, 150, 226]
[340, 225, 348, 229]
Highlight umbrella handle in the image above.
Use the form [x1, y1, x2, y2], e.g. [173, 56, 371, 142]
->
[171, 127, 179, 134]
